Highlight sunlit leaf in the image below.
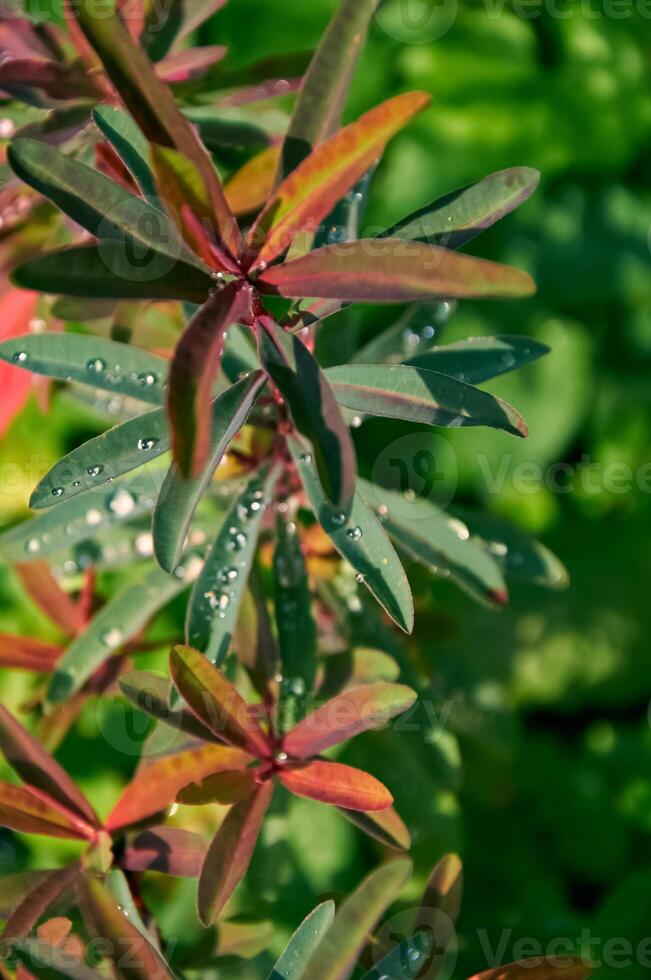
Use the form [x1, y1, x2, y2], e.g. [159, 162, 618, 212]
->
[0, 634, 61, 672]
[0, 780, 93, 840]
[177, 769, 257, 806]
[121, 826, 206, 877]
[225, 145, 280, 216]
[268, 900, 335, 980]
[407, 335, 549, 383]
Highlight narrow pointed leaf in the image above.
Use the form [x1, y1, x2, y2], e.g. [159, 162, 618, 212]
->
[185, 468, 277, 665]
[8, 139, 202, 273]
[79, 875, 175, 980]
[269, 900, 335, 980]
[248, 92, 429, 267]
[325, 364, 528, 438]
[468, 958, 592, 980]
[0, 334, 167, 406]
[360, 929, 438, 980]
[46, 564, 191, 706]
[122, 826, 207, 877]
[0, 705, 97, 826]
[408, 335, 550, 383]
[419, 852, 463, 930]
[105, 743, 249, 831]
[119, 670, 218, 742]
[12, 244, 213, 302]
[290, 438, 413, 633]
[360, 481, 509, 607]
[177, 769, 257, 806]
[0, 57, 102, 100]
[225, 145, 280, 216]
[302, 859, 412, 980]
[259, 319, 355, 512]
[170, 645, 271, 758]
[198, 779, 273, 926]
[15, 561, 84, 634]
[338, 806, 410, 851]
[30, 406, 170, 509]
[279, 0, 380, 178]
[258, 241, 536, 302]
[157, 45, 226, 83]
[278, 759, 392, 812]
[1, 862, 81, 941]
[0, 634, 61, 672]
[8, 938, 104, 980]
[0, 781, 93, 840]
[77, 0, 240, 259]
[167, 282, 253, 478]
[0, 872, 51, 918]
[283, 683, 416, 759]
[382, 167, 540, 249]
[92, 105, 160, 203]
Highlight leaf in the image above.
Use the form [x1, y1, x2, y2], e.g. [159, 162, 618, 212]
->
[247, 92, 429, 268]
[79, 875, 175, 980]
[0, 872, 51, 918]
[15, 560, 84, 634]
[118, 670, 218, 742]
[92, 105, 160, 204]
[382, 167, 540, 249]
[0, 781, 93, 840]
[225, 145, 281, 216]
[259, 318, 356, 512]
[8, 139, 203, 270]
[176, 769, 257, 806]
[302, 859, 412, 980]
[420, 853, 463, 929]
[197, 779, 273, 926]
[30, 406, 170, 509]
[290, 438, 413, 633]
[121, 826, 206, 877]
[325, 364, 528, 438]
[258, 241, 536, 302]
[153, 370, 266, 573]
[274, 516, 316, 732]
[167, 282, 253, 478]
[269, 901, 335, 980]
[278, 759, 393, 812]
[278, 0, 380, 178]
[283, 683, 417, 759]
[170, 645, 271, 758]
[46, 564, 191, 705]
[338, 806, 411, 851]
[77, 0, 240, 259]
[185, 468, 277, 665]
[1, 862, 81, 941]
[0, 58, 102, 100]
[0, 705, 97, 826]
[157, 45, 227, 83]
[468, 959, 592, 980]
[0, 333, 167, 406]
[12, 244, 213, 302]
[105, 743, 250, 831]
[408, 335, 550, 384]
[0, 634, 60, 672]
[360, 481, 509, 608]
[7, 937, 104, 980]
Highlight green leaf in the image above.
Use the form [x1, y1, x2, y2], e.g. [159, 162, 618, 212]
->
[185, 468, 278, 665]
[359, 930, 438, 980]
[12, 244, 214, 302]
[153, 371, 266, 573]
[351, 302, 452, 365]
[46, 563, 192, 705]
[408, 335, 550, 384]
[269, 901, 335, 980]
[359, 481, 508, 608]
[103, 868, 150, 940]
[0, 468, 164, 562]
[0, 333, 167, 405]
[259, 318, 356, 512]
[30, 406, 170, 509]
[382, 167, 540, 249]
[8, 138, 202, 269]
[325, 364, 528, 438]
[290, 438, 413, 633]
[302, 859, 412, 980]
[273, 516, 317, 732]
[279, 0, 380, 178]
[92, 105, 160, 204]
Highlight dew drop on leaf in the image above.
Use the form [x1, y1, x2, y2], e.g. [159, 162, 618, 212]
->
[101, 627, 123, 648]
[86, 358, 106, 374]
[87, 464, 104, 477]
[12, 351, 28, 363]
[137, 437, 159, 451]
[347, 526, 362, 540]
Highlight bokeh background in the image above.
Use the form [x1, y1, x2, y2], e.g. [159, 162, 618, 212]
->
[1, 1, 651, 976]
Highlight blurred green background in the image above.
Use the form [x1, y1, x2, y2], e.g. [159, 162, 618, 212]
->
[2, 1, 651, 976]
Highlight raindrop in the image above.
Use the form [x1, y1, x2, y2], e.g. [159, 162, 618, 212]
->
[290, 677, 305, 696]
[448, 517, 470, 541]
[101, 627, 124, 648]
[355, 573, 365, 584]
[378, 503, 389, 519]
[500, 351, 516, 369]
[299, 452, 312, 465]
[51, 487, 64, 497]
[12, 351, 28, 364]
[86, 358, 106, 374]
[330, 511, 346, 528]
[351, 415, 362, 429]
[25, 538, 40, 554]
[87, 464, 104, 477]
[138, 372, 157, 387]
[347, 526, 362, 540]
[137, 437, 159, 451]
[275, 751, 288, 763]
[218, 566, 239, 585]
[28, 317, 46, 333]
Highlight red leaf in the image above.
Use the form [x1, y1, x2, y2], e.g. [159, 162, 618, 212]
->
[176, 769, 257, 806]
[15, 561, 84, 636]
[0, 288, 37, 438]
[0, 58, 103, 100]
[0, 634, 61, 672]
[105, 743, 250, 831]
[0, 780, 95, 840]
[283, 683, 417, 759]
[1, 862, 81, 941]
[468, 958, 592, 980]
[197, 780, 273, 925]
[257, 240, 536, 302]
[170, 645, 271, 759]
[156, 46, 227, 83]
[121, 826, 207, 877]
[167, 282, 254, 478]
[0, 705, 98, 828]
[278, 759, 393, 812]
[246, 91, 430, 268]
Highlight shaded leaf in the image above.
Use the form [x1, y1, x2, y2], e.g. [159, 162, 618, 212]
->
[278, 759, 393, 812]
[0, 781, 93, 840]
[338, 806, 410, 852]
[177, 769, 257, 806]
[408, 335, 549, 384]
[92, 105, 160, 203]
[197, 779, 273, 926]
[269, 900, 335, 980]
[0, 872, 51, 918]
[360, 929, 438, 980]
[118, 670, 218, 742]
[121, 826, 206, 877]
[2, 862, 81, 941]
[420, 853, 463, 929]
[15, 561, 84, 634]
[0, 57, 101, 100]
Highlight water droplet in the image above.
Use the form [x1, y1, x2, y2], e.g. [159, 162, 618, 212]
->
[138, 372, 157, 387]
[378, 504, 389, 519]
[347, 526, 362, 540]
[12, 351, 28, 364]
[101, 627, 123, 648]
[275, 751, 288, 764]
[289, 677, 305, 696]
[218, 566, 239, 585]
[227, 527, 248, 552]
[87, 464, 104, 477]
[448, 517, 469, 541]
[137, 437, 159, 451]
[25, 537, 41, 554]
[488, 541, 508, 557]
[86, 358, 106, 375]
[500, 351, 516, 368]
[51, 487, 64, 497]
[351, 415, 362, 429]
[299, 452, 312, 465]
[330, 511, 346, 528]
[107, 489, 135, 516]
[355, 572, 365, 584]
